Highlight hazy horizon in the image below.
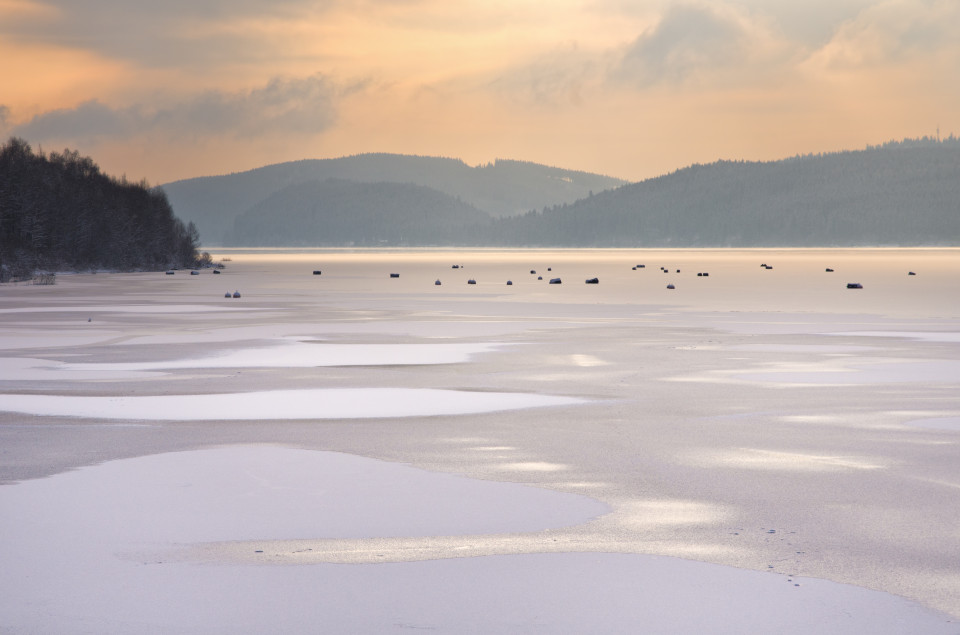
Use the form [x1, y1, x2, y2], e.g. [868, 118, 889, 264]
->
[3, 0, 958, 185]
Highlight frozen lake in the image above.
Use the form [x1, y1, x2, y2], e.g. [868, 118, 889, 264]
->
[1, 248, 959, 632]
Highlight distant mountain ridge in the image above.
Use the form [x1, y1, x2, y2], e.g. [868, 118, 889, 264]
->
[480, 138, 960, 246]
[225, 179, 490, 246]
[160, 153, 627, 245]
[161, 140, 960, 247]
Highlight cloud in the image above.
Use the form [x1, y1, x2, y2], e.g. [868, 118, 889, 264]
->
[612, 2, 786, 88]
[1, 0, 328, 68]
[11, 74, 339, 144]
[803, 0, 960, 70]
[486, 44, 599, 108]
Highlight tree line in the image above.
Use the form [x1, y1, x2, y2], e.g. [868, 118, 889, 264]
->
[0, 138, 201, 281]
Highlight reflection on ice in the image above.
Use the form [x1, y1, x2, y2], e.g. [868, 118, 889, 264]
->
[616, 499, 732, 528]
[687, 448, 887, 472]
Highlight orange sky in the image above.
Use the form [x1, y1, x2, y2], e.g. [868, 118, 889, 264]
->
[2, 0, 958, 184]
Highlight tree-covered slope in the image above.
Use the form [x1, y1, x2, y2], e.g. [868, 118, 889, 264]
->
[0, 138, 200, 280]
[480, 139, 960, 246]
[161, 153, 627, 245]
[224, 179, 491, 246]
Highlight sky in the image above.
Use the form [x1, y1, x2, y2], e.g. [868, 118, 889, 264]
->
[1, 0, 958, 184]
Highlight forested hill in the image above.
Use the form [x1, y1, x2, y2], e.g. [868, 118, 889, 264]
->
[480, 139, 960, 247]
[160, 154, 627, 245]
[0, 138, 200, 280]
[225, 179, 491, 246]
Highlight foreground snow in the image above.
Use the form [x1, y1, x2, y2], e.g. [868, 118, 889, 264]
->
[0, 446, 952, 634]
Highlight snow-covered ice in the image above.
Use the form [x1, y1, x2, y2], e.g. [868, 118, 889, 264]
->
[0, 388, 585, 420]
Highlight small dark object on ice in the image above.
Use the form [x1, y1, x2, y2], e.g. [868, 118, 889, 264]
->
[452, 264, 460, 269]
[549, 278, 561, 284]
[225, 292, 232, 298]
[547, 267, 552, 271]
[232, 291, 241, 298]
[847, 283, 862, 289]
[313, 270, 321, 275]
[908, 271, 916, 276]
[435, 279, 441, 285]
[389, 273, 400, 278]
[467, 279, 476, 284]
[506, 280, 513, 285]
[213, 269, 221, 274]
[537, 276, 543, 280]
[666, 284, 675, 289]
[190, 270, 199, 275]
[825, 268, 834, 272]
[585, 277, 599, 284]
[530, 270, 536, 274]
[637, 264, 645, 268]
[166, 270, 175, 275]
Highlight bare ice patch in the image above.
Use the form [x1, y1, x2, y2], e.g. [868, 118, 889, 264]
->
[0, 304, 251, 315]
[0, 357, 157, 381]
[735, 360, 960, 385]
[0, 388, 586, 420]
[832, 331, 960, 343]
